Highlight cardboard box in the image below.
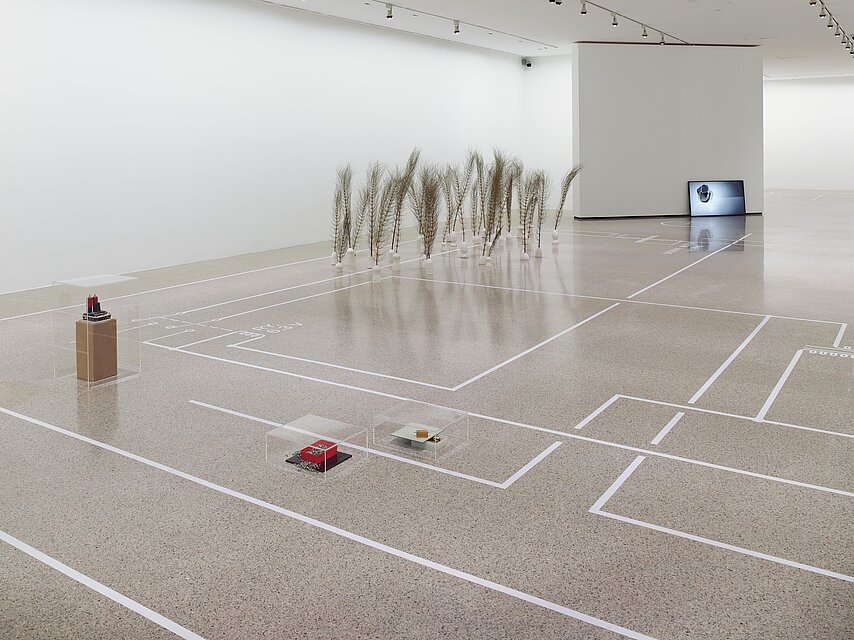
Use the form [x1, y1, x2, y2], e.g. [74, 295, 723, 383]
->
[76, 318, 118, 382]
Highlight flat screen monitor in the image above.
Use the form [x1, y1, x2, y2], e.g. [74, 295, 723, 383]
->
[688, 180, 746, 217]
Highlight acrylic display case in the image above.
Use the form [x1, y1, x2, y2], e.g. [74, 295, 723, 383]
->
[265, 415, 369, 479]
[372, 401, 470, 462]
[52, 274, 141, 387]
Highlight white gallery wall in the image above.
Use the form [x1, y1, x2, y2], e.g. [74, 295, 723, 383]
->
[520, 56, 574, 193]
[572, 43, 764, 218]
[0, 0, 571, 294]
[764, 76, 854, 191]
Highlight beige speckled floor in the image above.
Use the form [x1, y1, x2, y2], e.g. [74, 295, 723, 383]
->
[1, 190, 852, 640]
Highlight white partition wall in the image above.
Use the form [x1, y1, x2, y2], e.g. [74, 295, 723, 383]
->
[571, 43, 764, 218]
[765, 76, 854, 191]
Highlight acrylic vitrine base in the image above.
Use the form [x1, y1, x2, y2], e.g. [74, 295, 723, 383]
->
[372, 401, 470, 462]
[265, 415, 368, 479]
[52, 274, 141, 388]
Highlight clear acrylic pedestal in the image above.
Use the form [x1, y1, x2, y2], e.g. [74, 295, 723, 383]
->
[372, 401, 470, 462]
[266, 415, 369, 479]
[52, 274, 141, 388]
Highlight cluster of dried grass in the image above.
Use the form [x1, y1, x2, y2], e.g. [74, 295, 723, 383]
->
[332, 149, 420, 268]
[331, 149, 581, 269]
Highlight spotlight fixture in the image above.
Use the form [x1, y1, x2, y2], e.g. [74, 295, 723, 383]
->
[549, 0, 689, 47]
[807, 2, 853, 64]
[386, 3, 393, 19]
[453, 19, 460, 34]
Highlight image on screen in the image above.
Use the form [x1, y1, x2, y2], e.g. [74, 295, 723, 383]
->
[688, 180, 746, 217]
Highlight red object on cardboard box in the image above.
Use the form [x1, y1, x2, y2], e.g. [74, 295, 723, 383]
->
[300, 440, 338, 465]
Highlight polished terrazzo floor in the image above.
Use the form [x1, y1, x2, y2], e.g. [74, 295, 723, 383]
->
[0, 189, 852, 639]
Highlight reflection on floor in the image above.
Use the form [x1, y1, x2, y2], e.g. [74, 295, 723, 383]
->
[0, 190, 852, 640]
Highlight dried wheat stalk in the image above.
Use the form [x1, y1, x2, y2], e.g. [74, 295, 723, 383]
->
[504, 160, 521, 236]
[469, 177, 479, 242]
[554, 164, 582, 231]
[371, 171, 398, 266]
[332, 165, 354, 259]
[483, 150, 507, 256]
[419, 166, 442, 260]
[535, 171, 552, 249]
[518, 171, 542, 255]
[441, 166, 456, 243]
[359, 162, 384, 258]
[391, 148, 420, 253]
[331, 180, 343, 259]
[455, 150, 477, 242]
[475, 152, 488, 239]
[408, 175, 424, 240]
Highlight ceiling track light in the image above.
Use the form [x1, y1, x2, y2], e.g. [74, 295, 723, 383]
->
[549, 0, 689, 46]
[808, 2, 853, 64]
[453, 19, 460, 34]
[386, 3, 393, 19]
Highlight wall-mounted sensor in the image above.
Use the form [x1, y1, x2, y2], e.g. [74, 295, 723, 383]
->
[521, 58, 532, 68]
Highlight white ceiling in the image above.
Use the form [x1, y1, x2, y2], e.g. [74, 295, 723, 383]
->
[258, 0, 854, 78]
